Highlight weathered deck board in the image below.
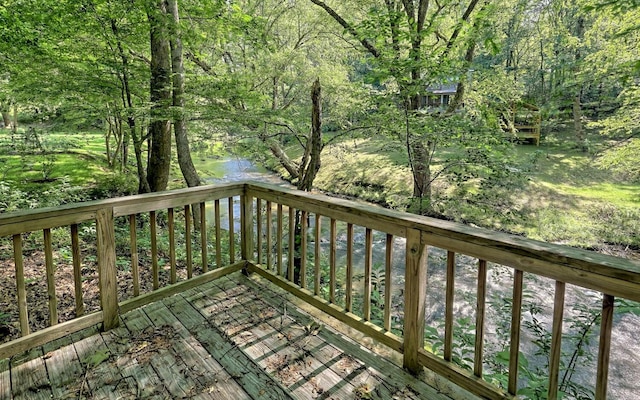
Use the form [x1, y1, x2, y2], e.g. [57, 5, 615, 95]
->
[2, 272, 454, 400]
[0, 358, 10, 399]
[73, 327, 129, 399]
[11, 347, 52, 400]
[114, 308, 177, 399]
[42, 334, 84, 399]
[174, 285, 295, 399]
[145, 300, 251, 399]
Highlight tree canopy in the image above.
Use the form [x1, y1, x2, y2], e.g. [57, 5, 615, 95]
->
[0, 0, 638, 199]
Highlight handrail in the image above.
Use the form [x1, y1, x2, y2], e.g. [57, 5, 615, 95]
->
[1, 181, 638, 400]
[0, 182, 246, 360]
[244, 181, 640, 400]
[246, 181, 640, 297]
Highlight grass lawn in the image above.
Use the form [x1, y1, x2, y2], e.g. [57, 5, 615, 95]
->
[0, 128, 136, 206]
[269, 126, 639, 250]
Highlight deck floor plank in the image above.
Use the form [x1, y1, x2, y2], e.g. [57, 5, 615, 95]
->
[110, 307, 173, 399]
[73, 325, 132, 399]
[146, 300, 251, 399]
[243, 274, 451, 399]
[0, 357, 10, 399]
[200, 276, 366, 399]
[167, 290, 295, 399]
[10, 347, 52, 400]
[43, 335, 85, 399]
[2, 272, 456, 400]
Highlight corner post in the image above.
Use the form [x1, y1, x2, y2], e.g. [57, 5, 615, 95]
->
[96, 207, 119, 331]
[403, 228, 427, 373]
[241, 188, 254, 263]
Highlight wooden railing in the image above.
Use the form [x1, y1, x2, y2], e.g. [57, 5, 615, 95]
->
[0, 183, 247, 359]
[1, 181, 639, 400]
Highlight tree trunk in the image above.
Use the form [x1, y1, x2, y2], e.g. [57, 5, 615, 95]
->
[573, 16, 586, 152]
[133, 128, 150, 193]
[573, 92, 585, 150]
[405, 95, 432, 214]
[11, 106, 17, 135]
[110, 18, 133, 175]
[168, 0, 200, 188]
[298, 78, 322, 192]
[409, 139, 431, 211]
[1, 111, 10, 129]
[147, 0, 172, 193]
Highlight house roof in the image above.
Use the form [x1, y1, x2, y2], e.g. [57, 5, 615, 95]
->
[427, 83, 458, 95]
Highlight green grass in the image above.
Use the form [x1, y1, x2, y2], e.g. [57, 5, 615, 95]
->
[3, 121, 638, 250]
[270, 126, 639, 249]
[0, 128, 137, 206]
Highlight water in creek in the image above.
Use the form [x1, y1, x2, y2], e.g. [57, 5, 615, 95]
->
[201, 155, 640, 399]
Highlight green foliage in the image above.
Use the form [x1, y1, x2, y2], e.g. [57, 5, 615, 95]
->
[83, 349, 111, 368]
[597, 138, 640, 183]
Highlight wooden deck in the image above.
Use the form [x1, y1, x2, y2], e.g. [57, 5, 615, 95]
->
[1, 272, 453, 400]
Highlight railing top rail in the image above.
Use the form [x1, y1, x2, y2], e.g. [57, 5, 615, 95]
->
[1, 180, 638, 299]
[0, 183, 244, 236]
[246, 182, 640, 298]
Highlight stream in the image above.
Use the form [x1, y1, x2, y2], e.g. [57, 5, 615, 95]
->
[201, 155, 640, 399]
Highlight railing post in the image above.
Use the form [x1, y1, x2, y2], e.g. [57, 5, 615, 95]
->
[403, 228, 427, 374]
[96, 207, 119, 331]
[241, 191, 254, 262]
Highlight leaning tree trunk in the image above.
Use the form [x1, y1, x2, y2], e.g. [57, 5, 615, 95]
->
[168, 0, 200, 188]
[293, 78, 323, 285]
[146, 0, 173, 193]
[298, 78, 322, 192]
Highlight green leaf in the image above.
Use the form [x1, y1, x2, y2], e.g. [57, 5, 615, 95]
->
[83, 349, 110, 368]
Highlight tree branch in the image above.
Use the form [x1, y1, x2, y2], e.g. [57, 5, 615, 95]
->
[442, 0, 481, 58]
[129, 50, 151, 65]
[185, 51, 216, 75]
[323, 125, 376, 147]
[417, 0, 429, 32]
[309, 0, 380, 58]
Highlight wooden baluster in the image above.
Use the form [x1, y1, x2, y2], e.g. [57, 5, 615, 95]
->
[508, 269, 524, 395]
[150, 210, 159, 290]
[71, 224, 85, 315]
[596, 294, 614, 400]
[345, 223, 354, 312]
[288, 206, 295, 282]
[314, 214, 321, 296]
[215, 199, 222, 268]
[384, 234, 393, 331]
[548, 281, 566, 400]
[129, 216, 140, 295]
[444, 251, 456, 362]
[266, 201, 272, 269]
[168, 208, 176, 284]
[474, 259, 487, 377]
[13, 234, 29, 336]
[228, 197, 235, 264]
[96, 208, 119, 330]
[200, 202, 207, 273]
[329, 218, 336, 304]
[300, 210, 308, 288]
[403, 228, 427, 373]
[256, 198, 262, 265]
[277, 204, 283, 276]
[364, 228, 373, 321]
[240, 194, 253, 262]
[43, 228, 58, 326]
[185, 206, 193, 279]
